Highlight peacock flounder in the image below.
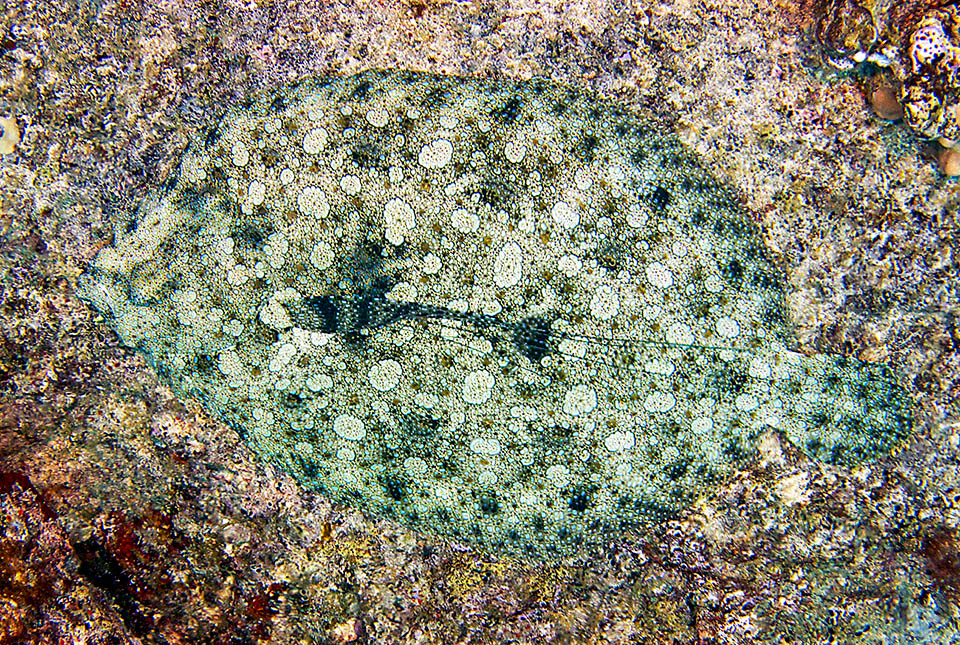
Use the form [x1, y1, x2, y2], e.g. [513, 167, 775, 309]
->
[78, 70, 912, 558]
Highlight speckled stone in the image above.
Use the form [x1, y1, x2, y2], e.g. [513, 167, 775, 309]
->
[77, 70, 912, 558]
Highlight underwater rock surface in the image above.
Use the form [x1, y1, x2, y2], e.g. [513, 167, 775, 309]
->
[78, 70, 912, 558]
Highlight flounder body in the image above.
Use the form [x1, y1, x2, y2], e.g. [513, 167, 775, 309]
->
[80, 70, 911, 557]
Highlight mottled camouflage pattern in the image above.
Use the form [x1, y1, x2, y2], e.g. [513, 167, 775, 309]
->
[78, 70, 911, 557]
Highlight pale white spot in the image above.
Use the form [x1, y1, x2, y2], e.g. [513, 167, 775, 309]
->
[226, 264, 249, 286]
[627, 203, 647, 228]
[481, 300, 503, 316]
[294, 441, 313, 455]
[705, 275, 724, 293]
[260, 289, 298, 329]
[462, 369, 494, 405]
[478, 470, 498, 485]
[231, 141, 249, 167]
[558, 254, 582, 277]
[451, 208, 480, 234]
[643, 391, 676, 413]
[469, 437, 501, 455]
[749, 357, 772, 379]
[264, 117, 281, 134]
[563, 385, 597, 416]
[736, 393, 759, 411]
[403, 457, 428, 475]
[337, 447, 356, 461]
[217, 350, 243, 377]
[268, 342, 297, 373]
[643, 305, 662, 321]
[691, 417, 713, 433]
[263, 233, 288, 269]
[439, 115, 459, 129]
[279, 167, 295, 185]
[644, 359, 676, 376]
[414, 392, 439, 409]
[646, 262, 674, 289]
[384, 198, 416, 245]
[604, 430, 636, 453]
[365, 107, 389, 127]
[716, 316, 741, 338]
[306, 374, 333, 392]
[223, 319, 244, 337]
[535, 119, 555, 135]
[388, 165, 403, 185]
[309, 241, 334, 270]
[302, 127, 328, 154]
[672, 241, 688, 257]
[422, 253, 441, 274]
[551, 200, 579, 229]
[665, 322, 694, 345]
[418, 138, 453, 169]
[368, 359, 402, 392]
[558, 337, 587, 359]
[247, 180, 266, 206]
[386, 281, 417, 302]
[216, 236, 235, 259]
[333, 414, 365, 441]
[340, 174, 361, 195]
[546, 465, 570, 487]
[493, 242, 524, 288]
[504, 141, 527, 163]
[575, 168, 592, 191]
[590, 285, 620, 320]
[297, 186, 330, 219]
